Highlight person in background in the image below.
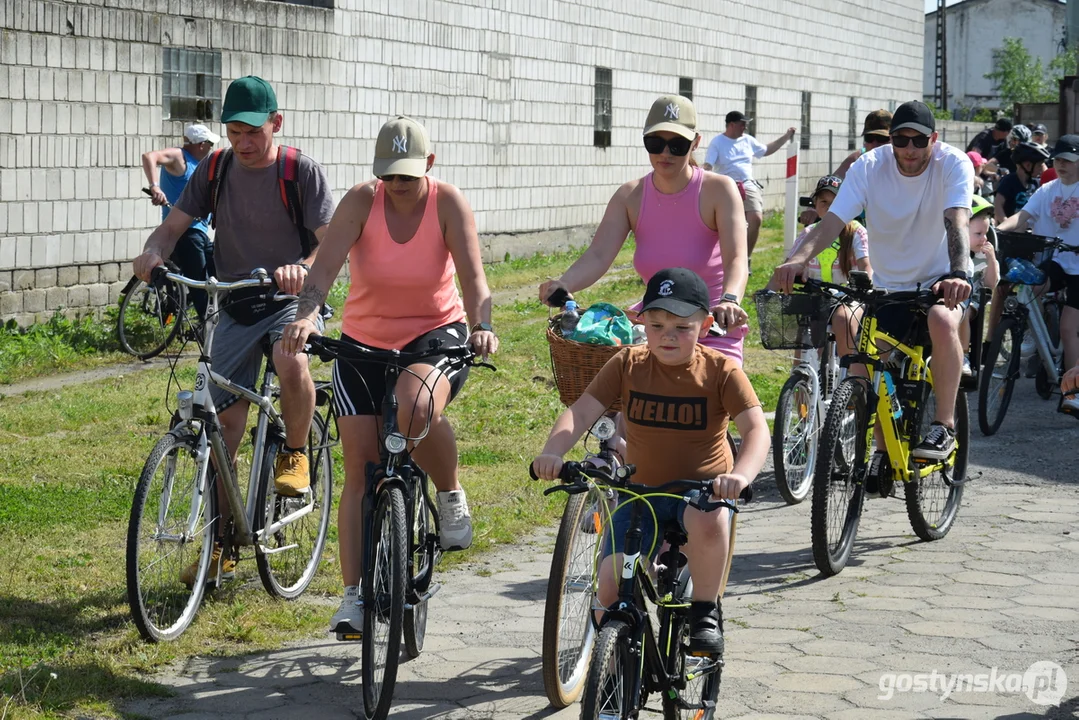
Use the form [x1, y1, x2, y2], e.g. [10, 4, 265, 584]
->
[141, 124, 220, 318]
[993, 124, 1032, 175]
[702, 110, 796, 268]
[967, 117, 1012, 160]
[835, 110, 893, 179]
[1032, 124, 1049, 148]
[994, 141, 1048, 224]
[967, 151, 988, 195]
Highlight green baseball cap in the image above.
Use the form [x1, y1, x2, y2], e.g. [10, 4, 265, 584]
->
[221, 76, 278, 126]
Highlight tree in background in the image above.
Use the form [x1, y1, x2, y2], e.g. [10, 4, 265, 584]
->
[985, 37, 1075, 112]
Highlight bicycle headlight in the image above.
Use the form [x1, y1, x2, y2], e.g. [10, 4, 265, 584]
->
[591, 416, 616, 441]
[1004, 296, 1019, 313]
[384, 432, 408, 454]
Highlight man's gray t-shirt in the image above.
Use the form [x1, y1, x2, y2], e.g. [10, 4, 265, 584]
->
[175, 149, 335, 280]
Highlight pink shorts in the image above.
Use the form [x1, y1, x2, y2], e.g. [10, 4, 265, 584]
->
[700, 324, 748, 366]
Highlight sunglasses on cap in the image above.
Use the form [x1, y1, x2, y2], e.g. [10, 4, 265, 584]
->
[379, 174, 422, 183]
[643, 135, 693, 157]
[890, 134, 931, 149]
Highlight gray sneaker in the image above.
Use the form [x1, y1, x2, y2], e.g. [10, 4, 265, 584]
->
[437, 489, 473, 551]
[330, 592, 362, 634]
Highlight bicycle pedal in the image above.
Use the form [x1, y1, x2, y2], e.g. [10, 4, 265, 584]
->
[335, 631, 362, 642]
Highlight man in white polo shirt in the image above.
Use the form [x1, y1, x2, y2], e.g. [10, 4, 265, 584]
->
[773, 100, 974, 461]
[703, 110, 796, 264]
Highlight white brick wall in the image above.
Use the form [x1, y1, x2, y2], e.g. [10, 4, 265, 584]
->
[1, 0, 923, 321]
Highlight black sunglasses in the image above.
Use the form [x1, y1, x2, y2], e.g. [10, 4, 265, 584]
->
[643, 135, 693, 157]
[379, 174, 422, 183]
[890, 134, 931, 149]
[863, 135, 891, 146]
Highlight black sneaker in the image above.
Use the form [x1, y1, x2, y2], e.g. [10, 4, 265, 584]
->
[864, 451, 886, 495]
[687, 602, 724, 655]
[912, 422, 956, 461]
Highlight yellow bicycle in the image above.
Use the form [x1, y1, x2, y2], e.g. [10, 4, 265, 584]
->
[800, 275, 968, 576]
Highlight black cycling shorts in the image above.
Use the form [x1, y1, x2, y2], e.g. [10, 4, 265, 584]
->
[331, 322, 471, 417]
[874, 297, 969, 348]
[1044, 261, 1079, 311]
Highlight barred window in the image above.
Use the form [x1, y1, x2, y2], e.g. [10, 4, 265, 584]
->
[744, 85, 758, 137]
[679, 77, 694, 101]
[800, 91, 812, 150]
[594, 67, 612, 148]
[848, 97, 858, 151]
[162, 48, 221, 123]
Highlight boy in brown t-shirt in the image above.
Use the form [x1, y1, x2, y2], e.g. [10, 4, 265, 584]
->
[533, 268, 770, 654]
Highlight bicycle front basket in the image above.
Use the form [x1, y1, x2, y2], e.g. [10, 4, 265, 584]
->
[996, 231, 1048, 263]
[754, 290, 834, 350]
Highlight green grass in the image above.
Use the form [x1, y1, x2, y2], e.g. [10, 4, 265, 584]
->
[0, 215, 789, 718]
[0, 312, 131, 386]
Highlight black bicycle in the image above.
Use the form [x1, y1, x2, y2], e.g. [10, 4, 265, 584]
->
[305, 334, 494, 720]
[531, 460, 750, 720]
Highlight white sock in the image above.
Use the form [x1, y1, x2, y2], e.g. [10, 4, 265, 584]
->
[344, 585, 358, 598]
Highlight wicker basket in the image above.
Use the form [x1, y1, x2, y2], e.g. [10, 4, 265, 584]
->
[546, 315, 625, 410]
[754, 290, 835, 350]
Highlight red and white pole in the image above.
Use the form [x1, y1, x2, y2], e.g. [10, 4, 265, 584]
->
[784, 136, 799, 254]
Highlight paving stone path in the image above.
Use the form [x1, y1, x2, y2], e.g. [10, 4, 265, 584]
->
[126, 384, 1079, 719]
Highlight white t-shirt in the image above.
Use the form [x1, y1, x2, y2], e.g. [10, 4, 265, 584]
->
[828, 143, 974, 291]
[704, 134, 767, 183]
[1022, 179, 1079, 274]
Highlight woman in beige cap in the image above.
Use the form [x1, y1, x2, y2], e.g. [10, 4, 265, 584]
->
[281, 116, 497, 634]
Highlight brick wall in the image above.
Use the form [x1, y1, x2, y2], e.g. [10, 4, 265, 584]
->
[0, 0, 924, 326]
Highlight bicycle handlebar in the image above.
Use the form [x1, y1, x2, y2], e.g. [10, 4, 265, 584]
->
[794, 277, 939, 309]
[529, 460, 752, 514]
[305, 333, 496, 372]
[149, 266, 297, 302]
[995, 230, 1079, 254]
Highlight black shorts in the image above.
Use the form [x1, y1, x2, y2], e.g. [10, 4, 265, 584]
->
[1044, 261, 1079, 310]
[874, 298, 970, 347]
[331, 322, 471, 417]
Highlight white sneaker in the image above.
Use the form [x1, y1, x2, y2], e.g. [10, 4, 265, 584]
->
[330, 588, 362, 634]
[962, 356, 973, 376]
[1020, 335, 1038, 378]
[437, 489, 473, 551]
[1062, 397, 1079, 417]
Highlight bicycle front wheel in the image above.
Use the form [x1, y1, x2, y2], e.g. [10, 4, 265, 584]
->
[363, 486, 407, 720]
[810, 378, 867, 577]
[978, 317, 1021, 436]
[906, 389, 966, 541]
[580, 619, 635, 720]
[126, 432, 217, 642]
[773, 371, 818, 504]
[542, 488, 602, 708]
[117, 278, 186, 359]
[255, 413, 334, 599]
[404, 476, 436, 659]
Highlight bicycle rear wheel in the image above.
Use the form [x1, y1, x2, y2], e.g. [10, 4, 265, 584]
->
[978, 317, 1021, 435]
[810, 378, 867, 577]
[906, 388, 966, 541]
[542, 488, 601, 708]
[773, 370, 817, 504]
[126, 432, 217, 642]
[362, 486, 407, 720]
[404, 476, 436, 659]
[117, 278, 187, 359]
[580, 619, 635, 720]
[255, 413, 334, 599]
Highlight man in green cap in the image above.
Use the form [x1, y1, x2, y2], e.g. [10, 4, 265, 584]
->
[133, 75, 336, 586]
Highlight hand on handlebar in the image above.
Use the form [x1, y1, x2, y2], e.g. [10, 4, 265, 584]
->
[530, 454, 564, 481]
[468, 330, 499, 361]
[281, 316, 320, 357]
[274, 264, 309, 296]
[711, 473, 750, 501]
[148, 186, 168, 206]
[711, 302, 748, 331]
[931, 277, 972, 310]
[771, 261, 806, 294]
[134, 253, 165, 283]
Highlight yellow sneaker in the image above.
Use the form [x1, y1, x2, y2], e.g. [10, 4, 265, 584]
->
[180, 542, 236, 588]
[274, 450, 310, 496]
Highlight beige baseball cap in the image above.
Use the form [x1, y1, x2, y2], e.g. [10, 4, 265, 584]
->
[643, 95, 697, 140]
[373, 116, 431, 177]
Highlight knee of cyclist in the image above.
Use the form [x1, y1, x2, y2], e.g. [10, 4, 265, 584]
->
[398, 400, 437, 435]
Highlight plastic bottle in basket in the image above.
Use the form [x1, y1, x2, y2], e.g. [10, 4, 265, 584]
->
[560, 300, 581, 335]
[632, 324, 647, 344]
[1003, 258, 1046, 286]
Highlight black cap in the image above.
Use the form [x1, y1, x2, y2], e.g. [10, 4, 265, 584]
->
[1050, 134, 1079, 162]
[890, 101, 935, 136]
[725, 110, 750, 125]
[1033, 123, 1048, 135]
[994, 118, 1014, 132]
[641, 268, 711, 317]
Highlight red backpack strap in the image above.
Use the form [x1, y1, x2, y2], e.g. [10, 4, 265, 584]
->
[207, 148, 232, 230]
[276, 146, 311, 256]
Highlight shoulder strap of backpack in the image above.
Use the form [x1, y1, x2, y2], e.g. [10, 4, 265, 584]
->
[276, 146, 312, 256]
[207, 148, 233, 230]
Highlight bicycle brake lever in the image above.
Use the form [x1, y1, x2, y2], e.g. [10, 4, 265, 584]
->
[472, 360, 497, 372]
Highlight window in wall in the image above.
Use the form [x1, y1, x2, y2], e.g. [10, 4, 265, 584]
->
[679, 77, 693, 101]
[848, 97, 858, 151]
[594, 67, 612, 148]
[800, 91, 812, 150]
[162, 48, 222, 122]
[744, 85, 757, 137]
[267, 0, 334, 7]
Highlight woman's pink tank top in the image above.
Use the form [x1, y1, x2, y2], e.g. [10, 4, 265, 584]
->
[342, 178, 466, 350]
[633, 166, 748, 364]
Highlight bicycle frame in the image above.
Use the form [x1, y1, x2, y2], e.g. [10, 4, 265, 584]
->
[1015, 285, 1064, 384]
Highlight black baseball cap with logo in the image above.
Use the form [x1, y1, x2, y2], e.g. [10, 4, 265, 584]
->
[725, 110, 751, 125]
[890, 101, 936, 136]
[641, 268, 711, 317]
[1050, 134, 1079, 162]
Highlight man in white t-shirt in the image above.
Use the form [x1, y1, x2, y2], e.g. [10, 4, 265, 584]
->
[998, 134, 1079, 415]
[773, 100, 975, 461]
[703, 111, 796, 261]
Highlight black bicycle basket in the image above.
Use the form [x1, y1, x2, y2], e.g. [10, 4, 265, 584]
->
[754, 290, 835, 350]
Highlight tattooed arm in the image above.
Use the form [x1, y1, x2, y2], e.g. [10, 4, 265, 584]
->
[936, 207, 973, 310]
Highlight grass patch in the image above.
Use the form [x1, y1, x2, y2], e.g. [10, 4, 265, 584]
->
[0, 217, 790, 718]
[0, 312, 130, 386]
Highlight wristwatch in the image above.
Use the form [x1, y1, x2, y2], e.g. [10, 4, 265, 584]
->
[298, 262, 311, 272]
[471, 322, 493, 333]
[719, 292, 741, 306]
[946, 270, 972, 283]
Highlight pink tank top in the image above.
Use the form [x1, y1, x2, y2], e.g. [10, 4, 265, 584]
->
[342, 178, 467, 350]
[633, 166, 748, 362]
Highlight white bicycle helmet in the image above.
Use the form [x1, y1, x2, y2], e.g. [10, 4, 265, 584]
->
[1009, 125, 1033, 143]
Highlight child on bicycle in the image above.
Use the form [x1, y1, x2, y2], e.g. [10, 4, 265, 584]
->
[532, 268, 769, 654]
[962, 195, 1000, 375]
[786, 175, 872, 362]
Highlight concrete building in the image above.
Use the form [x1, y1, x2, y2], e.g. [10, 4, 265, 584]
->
[924, 0, 1066, 112]
[0, 0, 925, 325]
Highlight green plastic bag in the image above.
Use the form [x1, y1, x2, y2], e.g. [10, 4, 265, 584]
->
[569, 303, 634, 346]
